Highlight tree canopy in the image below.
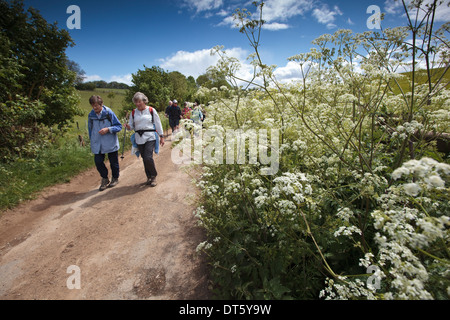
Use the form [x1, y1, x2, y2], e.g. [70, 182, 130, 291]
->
[0, 0, 82, 160]
[123, 66, 202, 114]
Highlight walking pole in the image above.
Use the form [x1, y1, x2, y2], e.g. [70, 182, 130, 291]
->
[121, 112, 129, 160]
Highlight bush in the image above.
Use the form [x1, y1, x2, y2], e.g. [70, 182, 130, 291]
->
[0, 96, 51, 161]
[191, 2, 449, 300]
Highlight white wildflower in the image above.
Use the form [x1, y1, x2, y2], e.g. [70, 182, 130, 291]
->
[334, 225, 362, 237]
[403, 183, 421, 197]
[436, 163, 450, 175]
[392, 167, 409, 180]
[337, 207, 354, 223]
[425, 175, 445, 188]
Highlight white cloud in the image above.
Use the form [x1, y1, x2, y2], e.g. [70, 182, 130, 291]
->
[159, 47, 249, 79]
[312, 5, 343, 25]
[84, 74, 102, 82]
[218, 15, 238, 28]
[262, 0, 314, 22]
[216, 9, 229, 17]
[183, 0, 223, 13]
[110, 74, 133, 86]
[218, 0, 314, 30]
[384, 1, 402, 15]
[273, 61, 304, 83]
[159, 46, 307, 86]
[262, 22, 290, 31]
[384, 0, 450, 22]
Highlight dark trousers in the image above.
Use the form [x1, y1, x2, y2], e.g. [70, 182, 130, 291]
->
[137, 140, 157, 179]
[94, 151, 119, 179]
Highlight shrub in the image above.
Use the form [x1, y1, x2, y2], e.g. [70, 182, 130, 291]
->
[191, 1, 449, 300]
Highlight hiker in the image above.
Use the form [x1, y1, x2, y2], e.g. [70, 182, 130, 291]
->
[164, 100, 172, 119]
[191, 102, 203, 126]
[166, 99, 182, 135]
[124, 92, 165, 187]
[88, 95, 123, 191]
[182, 102, 192, 120]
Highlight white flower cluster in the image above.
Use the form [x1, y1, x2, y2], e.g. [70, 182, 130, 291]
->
[196, 240, 212, 253]
[272, 172, 311, 200]
[291, 139, 307, 152]
[378, 244, 432, 300]
[429, 108, 450, 132]
[391, 121, 424, 140]
[391, 157, 449, 196]
[319, 276, 378, 300]
[358, 172, 388, 197]
[371, 158, 449, 299]
[333, 206, 363, 238]
[322, 157, 449, 300]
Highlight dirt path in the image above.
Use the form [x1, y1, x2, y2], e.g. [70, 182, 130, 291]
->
[0, 139, 211, 300]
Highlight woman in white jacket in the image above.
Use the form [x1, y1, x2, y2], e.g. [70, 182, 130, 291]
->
[125, 92, 165, 186]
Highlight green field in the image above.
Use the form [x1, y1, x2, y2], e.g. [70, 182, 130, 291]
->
[389, 67, 450, 94]
[72, 88, 170, 135]
[72, 88, 129, 135]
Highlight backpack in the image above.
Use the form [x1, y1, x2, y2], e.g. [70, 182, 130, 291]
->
[89, 106, 113, 129]
[132, 107, 155, 124]
[132, 107, 156, 137]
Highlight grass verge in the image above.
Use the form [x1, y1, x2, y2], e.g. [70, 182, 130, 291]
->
[0, 136, 93, 212]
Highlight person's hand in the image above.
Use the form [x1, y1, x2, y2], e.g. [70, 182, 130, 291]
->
[99, 128, 110, 135]
[160, 136, 165, 147]
[124, 123, 130, 130]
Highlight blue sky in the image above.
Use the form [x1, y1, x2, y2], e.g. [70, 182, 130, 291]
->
[23, 0, 450, 85]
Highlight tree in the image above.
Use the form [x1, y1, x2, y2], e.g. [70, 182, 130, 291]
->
[0, 0, 82, 130]
[124, 65, 171, 113]
[75, 82, 96, 91]
[196, 70, 231, 89]
[107, 92, 116, 108]
[66, 60, 86, 86]
[186, 75, 198, 101]
[169, 71, 188, 101]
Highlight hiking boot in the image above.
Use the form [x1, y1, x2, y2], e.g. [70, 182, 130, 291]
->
[99, 178, 110, 191]
[146, 177, 157, 187]
[108, 177, 119, 188]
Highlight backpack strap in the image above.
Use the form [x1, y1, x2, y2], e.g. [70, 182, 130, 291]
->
[131, 107, 156, 137]
[132, 107, 155, 125]
[104, 106, 112, 123]
[89, 106, 112, 126]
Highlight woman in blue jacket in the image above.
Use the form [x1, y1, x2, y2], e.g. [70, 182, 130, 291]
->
[88, 95, 122, 191]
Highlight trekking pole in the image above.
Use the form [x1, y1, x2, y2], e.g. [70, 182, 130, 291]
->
[121, 112, 129, 160]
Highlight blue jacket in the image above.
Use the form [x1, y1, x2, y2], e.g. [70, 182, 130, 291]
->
[130, 132, 159, 157]
[88, 106, 122, 154]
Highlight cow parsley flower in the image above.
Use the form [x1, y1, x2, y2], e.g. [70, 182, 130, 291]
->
[403, 183, 421, 197]
[425, 175, 445, 188]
